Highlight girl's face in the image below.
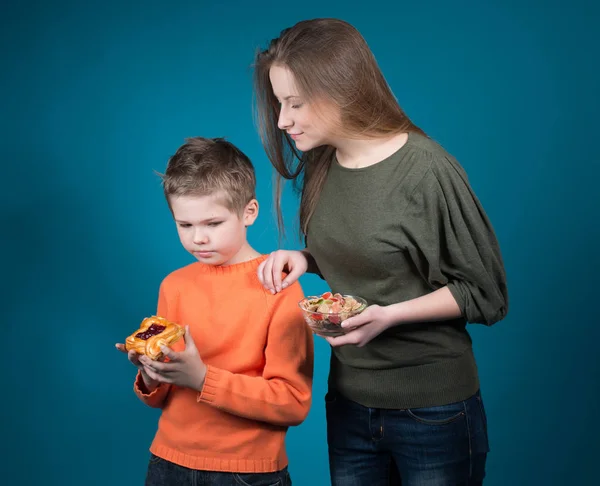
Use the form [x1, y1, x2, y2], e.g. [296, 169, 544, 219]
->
[269, 65, 338, 151]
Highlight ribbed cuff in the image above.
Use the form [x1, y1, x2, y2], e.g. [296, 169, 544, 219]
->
[134, 371, 163, 397]
[197, 365, 221, 403]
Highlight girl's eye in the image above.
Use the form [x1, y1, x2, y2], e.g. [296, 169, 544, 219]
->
[292, 103, 304, 109]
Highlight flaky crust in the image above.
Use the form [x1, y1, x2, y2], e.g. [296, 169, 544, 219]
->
[125, 315, 185, 360]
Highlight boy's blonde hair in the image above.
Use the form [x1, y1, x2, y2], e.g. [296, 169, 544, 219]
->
[160, 137, 256, 215]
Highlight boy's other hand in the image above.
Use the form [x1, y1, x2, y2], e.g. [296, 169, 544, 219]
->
[115, 342, 161, 391]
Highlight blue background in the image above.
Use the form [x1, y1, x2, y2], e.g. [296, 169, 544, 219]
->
[3, 0, 598, 484]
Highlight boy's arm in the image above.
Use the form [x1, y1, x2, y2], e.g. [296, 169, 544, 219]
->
[197, 282, 314, 426]
[133, 280, 174, 408]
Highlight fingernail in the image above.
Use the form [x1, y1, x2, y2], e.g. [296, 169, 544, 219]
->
[282, 282, 288, 289]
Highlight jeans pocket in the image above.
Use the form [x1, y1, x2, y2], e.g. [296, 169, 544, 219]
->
[148, 453, 163, 465]
[472, 391, 490, 454]
[232, 469, 285, 486]
[324, 389, 338, 405]
[406, 401, 466, 425]
[475, 392, 488, 429]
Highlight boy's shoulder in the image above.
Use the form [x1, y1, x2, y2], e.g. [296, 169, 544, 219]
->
[263, 277, 305, 310]
[159, 261, 201, 288]
[158, 261, 305, 308]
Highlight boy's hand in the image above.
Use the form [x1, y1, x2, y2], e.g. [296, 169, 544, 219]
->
[138, 326, 207, 392]
[115, 343, 161, 391]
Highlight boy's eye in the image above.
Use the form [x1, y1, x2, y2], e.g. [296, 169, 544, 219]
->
[178, 223, 192, 228]
[208, 221, 222, 227]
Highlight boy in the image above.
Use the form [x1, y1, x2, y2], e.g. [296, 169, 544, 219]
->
[116, 137, 314, 486]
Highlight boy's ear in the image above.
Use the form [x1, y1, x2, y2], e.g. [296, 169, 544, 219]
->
[243, 199, 259, 227]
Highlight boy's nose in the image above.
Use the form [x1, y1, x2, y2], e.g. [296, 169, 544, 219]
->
[193, 230, 208, 245]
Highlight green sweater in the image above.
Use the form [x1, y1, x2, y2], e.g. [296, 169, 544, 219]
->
[306, 132, 508, 409]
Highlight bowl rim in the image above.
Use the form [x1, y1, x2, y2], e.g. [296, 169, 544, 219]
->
[298, 294, 367, 315]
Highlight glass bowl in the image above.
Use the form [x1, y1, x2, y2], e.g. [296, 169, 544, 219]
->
[298, 292, 367, 337]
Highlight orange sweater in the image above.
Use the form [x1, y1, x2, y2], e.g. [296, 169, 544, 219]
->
[133, 255, 314, 473]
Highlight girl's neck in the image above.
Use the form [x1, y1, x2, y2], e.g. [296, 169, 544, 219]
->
[333, 132, 409, 169]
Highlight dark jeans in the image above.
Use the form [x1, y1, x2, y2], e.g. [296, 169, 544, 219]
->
[326, 389, 489, 486]
[145, 454, 291, 486]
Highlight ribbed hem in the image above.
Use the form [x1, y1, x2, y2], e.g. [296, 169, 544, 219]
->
[191, 255, 267, 275]
[149, 444, 286, 473]
[329, 348, 480, 409]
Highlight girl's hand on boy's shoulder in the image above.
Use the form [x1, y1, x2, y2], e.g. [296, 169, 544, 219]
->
[138, 326, 207, 392]
[324, 305, 392, 348]
[257, 250, 308, 294]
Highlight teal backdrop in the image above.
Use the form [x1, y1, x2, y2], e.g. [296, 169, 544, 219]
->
[3, 0, 598, 484]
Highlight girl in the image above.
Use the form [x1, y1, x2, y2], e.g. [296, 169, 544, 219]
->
[253, 18, 508, 486]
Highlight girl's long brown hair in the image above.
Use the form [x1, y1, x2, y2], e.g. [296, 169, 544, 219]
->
[253, 18, 425, 239]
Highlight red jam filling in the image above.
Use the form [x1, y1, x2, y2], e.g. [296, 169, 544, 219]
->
[135, 324, 166, 340]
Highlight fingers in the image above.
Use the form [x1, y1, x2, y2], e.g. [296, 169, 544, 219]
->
[142, 366, 172, 384]
[270, 250, 299, 292]
[182, 325, 194, 349]
[281, 265, 301, 290]
[257, 251, 308, 293]
[324, 335, 347, 347]
[258, 253, 277, 293]
[127, 350, 143, 366]
[140, 355, 179, 374]
[159, 345, 174, 360]
[118, 343, 173, 384]
[258, 255, 272, 291]
[324, 329, 364, 348]
[341, 305, 375, 330]
[271, 253, 286, 292]
[280, 251, 307, 289]
[262, 255, 277, 293]
[340, 315, 363, 330]
[140, 355, 164, 371]
[157, 338, 177, 360]
[256, 258, 267, 286]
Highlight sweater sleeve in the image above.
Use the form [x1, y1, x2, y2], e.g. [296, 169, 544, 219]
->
[401, 153, 509, 325]
[197, 282, 314, 426]
[133, 279, 174, 408]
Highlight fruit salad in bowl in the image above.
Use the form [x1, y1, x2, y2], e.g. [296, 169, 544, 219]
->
[298, 292, 367, 337]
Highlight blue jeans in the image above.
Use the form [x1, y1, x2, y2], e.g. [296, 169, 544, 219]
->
[145, 454, 292, 486]
[326, 389, 489, 486]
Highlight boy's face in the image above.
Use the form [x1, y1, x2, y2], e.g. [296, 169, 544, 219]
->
[170, 192, 259, 266]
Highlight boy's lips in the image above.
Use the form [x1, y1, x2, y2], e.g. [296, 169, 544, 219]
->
[194, 250, 214, 257]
